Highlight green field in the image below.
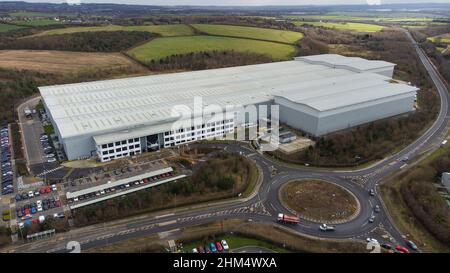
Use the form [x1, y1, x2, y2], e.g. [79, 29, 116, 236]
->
[295, 21, 384, 32]
[0, 23, 25, 33]
[127, 35, 297, 63]
[9, 11, 59, 17]
[12, 19, 64, 26]
[191, 24, 303, 44]
[283, 12, 441, 22]
[32, 24, 194, 37]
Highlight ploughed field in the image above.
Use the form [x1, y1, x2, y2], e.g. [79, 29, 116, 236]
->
[0, 50, 146, 74]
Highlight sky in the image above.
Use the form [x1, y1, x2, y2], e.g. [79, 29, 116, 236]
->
[2, 0, 450, 6]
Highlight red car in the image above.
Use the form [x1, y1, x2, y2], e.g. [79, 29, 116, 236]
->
[39, 188, 46, 194]
[31, 219, 39, 224]
[45, 187, 51, 193]
[215, 242, 223, 252]
[143, 178, 149, 183]
[395, 245, 410, 253]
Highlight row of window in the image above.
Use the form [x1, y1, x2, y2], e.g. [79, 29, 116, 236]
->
[100, 138, 140, 149]
[163, 127, 233, 147]
[164, 120, 234, 136]
[101, 144, 141, 155]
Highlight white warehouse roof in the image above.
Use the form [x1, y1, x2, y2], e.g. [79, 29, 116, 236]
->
[296, 54, 395, 72]
[39, 54, 416, 140]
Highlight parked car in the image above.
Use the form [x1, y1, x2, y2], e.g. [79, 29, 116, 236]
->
[215, 242, 223, 252]
[47, 157, 57, 163]
[381, 243, 393, 250]
[210, 242, 217, 253]
[395, 245, 410, 253]
[369, 215, 375, 223]
[221, 240, 229, 251]
[406, 240, 418, 251]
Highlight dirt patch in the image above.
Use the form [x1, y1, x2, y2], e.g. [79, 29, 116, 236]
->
[0, 50, 146, 74]
[280, 179, 358, 223]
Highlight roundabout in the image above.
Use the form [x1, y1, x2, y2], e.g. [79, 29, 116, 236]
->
[279, 179, 359, 224]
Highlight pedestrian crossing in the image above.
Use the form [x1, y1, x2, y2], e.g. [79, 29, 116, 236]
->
[36, 166, 64, 177]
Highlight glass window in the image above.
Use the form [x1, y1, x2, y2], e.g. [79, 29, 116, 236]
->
[102, 144, 107, 149]
[108, 143, 113, 148]
[122, 140, 126, 145]
[134, 138, 139, 142]
[116, 148, 122, 152]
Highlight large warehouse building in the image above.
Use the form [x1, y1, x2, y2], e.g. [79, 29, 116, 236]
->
[39, 54, 418, 162]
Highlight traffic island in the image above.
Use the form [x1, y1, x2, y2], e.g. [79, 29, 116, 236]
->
[279, 179, 360, 224]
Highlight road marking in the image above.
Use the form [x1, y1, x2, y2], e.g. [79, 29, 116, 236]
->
[158, 220, 177, 227]
[155, 213, 174, 219]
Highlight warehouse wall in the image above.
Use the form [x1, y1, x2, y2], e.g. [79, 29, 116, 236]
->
[316, 94, 416, 135]
[275, 97, 319, 136]
[63, 135, 96, 160]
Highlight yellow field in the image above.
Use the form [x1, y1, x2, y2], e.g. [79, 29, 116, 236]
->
[0, 50, 146, 74]
[31, 24, 194, 37]
[295, 21, 384, 32]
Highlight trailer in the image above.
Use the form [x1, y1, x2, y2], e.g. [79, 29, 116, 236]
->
[277, 213, 299, 224]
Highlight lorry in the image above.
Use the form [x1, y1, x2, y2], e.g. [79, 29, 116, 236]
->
[277, 213, 299, 224]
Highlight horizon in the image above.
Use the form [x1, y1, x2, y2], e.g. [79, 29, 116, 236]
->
[1, 0, 450, 7]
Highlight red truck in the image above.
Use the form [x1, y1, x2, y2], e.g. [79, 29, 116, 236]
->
[277, 213, 299, 224]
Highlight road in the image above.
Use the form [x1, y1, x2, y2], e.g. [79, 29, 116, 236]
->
[2, 30, 450, 253]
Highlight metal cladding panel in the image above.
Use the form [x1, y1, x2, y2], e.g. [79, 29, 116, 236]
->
[63, 135, 96, 160]
[315, 95, 416, 136]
